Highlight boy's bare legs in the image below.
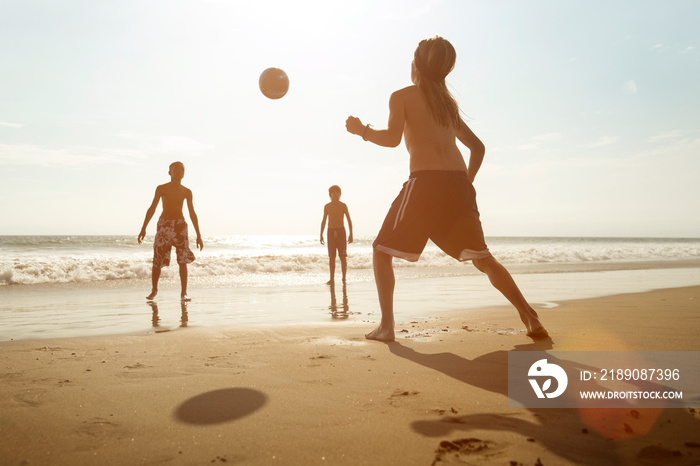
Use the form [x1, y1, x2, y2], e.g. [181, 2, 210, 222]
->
[340, 255, 348, 283]
[366, 249, 395, 341]
[179, 264, 191, 301]
[472, 256, 548, 338]
[147, 265, 160, 300]
[180, 301, 189, 327]
[327, 256, 335, 285]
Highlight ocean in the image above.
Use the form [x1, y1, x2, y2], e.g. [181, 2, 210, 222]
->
[1, 235, 699, 341]
[3, 235, 699, 286]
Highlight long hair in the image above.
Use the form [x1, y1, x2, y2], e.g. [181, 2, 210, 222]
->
[413, 36, 459, 128]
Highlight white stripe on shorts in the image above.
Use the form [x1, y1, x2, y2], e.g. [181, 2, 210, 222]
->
[393, 178, 416, 230]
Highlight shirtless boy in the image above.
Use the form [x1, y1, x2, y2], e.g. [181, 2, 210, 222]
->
[320, 185, 353, 284]
[346, 36, 547, 341]
[138, 161, 203, 301]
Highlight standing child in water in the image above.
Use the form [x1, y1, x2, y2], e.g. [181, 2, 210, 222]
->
[320, 185, 353, 284]
[346, 36, 547, 341]
[138, 161, 203, 301]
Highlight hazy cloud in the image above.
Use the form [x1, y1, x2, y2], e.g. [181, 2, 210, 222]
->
[517, 143, 538, 151]
[385, 0, 442, 20]
[0, 144, 118, 166]
[532, 133, 563, 142]
[584, 136, 619, 148]
[117, 132, 213, 155]
[622, 80, 638, 94]
[647, 130, 688, 143]
[647, 129, 697, 143]
[0, 134, 213, 166]
[517, 133, 563, 151]
[0, 121, 24, 128]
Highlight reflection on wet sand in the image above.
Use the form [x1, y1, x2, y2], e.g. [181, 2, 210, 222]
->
[148, 300, 189, 330]
[328, 282, 350, 319]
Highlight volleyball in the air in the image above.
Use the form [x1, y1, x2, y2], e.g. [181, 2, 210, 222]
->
[259, 67, 289, 100]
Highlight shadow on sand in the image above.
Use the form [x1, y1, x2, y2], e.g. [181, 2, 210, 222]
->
[174, 388, 267, 425]
[385, 339, 700, 465]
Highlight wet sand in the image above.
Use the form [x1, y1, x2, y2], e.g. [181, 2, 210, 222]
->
[1, 285, 698, 465]
[2, 266, 698, 342]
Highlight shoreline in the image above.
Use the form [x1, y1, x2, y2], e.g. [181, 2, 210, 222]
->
[1, 266, 699, 342]
[1, 266, 699, 343]
[1, 286, 698, 465]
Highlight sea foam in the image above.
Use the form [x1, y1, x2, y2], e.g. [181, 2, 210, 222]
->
[1, 235, 698, 286]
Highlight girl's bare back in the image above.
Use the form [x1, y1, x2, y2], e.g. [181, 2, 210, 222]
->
[399, 85, 468, 174]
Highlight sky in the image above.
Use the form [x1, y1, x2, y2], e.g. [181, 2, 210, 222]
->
[1, 0, 699, 238]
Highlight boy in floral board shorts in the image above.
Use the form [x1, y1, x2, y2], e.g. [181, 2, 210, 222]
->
[138, 161, 203, 301]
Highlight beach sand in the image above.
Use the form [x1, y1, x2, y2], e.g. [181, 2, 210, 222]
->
[1, 286, 698, 465]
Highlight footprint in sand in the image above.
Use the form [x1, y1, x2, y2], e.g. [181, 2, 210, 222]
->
[388, 389, 420, 407]
[119, 362, 191, 379]
[204, 355, 239, 368]
[432, 438, 503, 465]
[0, 372, 23, 382]
[73, 417, 129, 452]
[35, 346, 64, 352]
[307, 353, 336, 368]
[75, 417, 121, 438]
[432, 407, 459, 416]
[123, 362, 150, 369]
[12, 388, 46, 407]
[401, 329, 450, 340]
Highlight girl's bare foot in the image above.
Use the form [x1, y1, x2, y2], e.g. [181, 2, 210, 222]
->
[181, 294, 192, 302]
[527, 326, 549, 339]
[524, 315, 548, 339]
[146, 290, 158, 300]
[365, 324, 395, 342]
[519, 308, 548, 339]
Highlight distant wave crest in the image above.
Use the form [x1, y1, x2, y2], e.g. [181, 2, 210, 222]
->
[2, 238, 699, 286]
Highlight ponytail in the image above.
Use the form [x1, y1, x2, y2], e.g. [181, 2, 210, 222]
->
[414, 37, 460, 127]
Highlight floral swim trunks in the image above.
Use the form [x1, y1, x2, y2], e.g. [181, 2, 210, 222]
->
[153, 218, 196, 268]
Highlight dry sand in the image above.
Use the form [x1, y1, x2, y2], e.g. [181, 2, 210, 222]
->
[1, 286, 698, 465]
